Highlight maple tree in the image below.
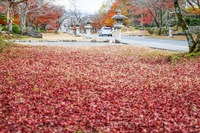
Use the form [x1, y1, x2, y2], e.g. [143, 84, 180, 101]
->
[0, 0, 27, 32]
[29, 4, 64, 31]
[0, 5, 7, 25]
[104, 2, 118, 27]
[0, 0, 69, 33]
[92, 0, 113, 28]
[15, 0, 46, 33]
[91, 12, 106, 29]
[131, 0, 174, 34]
[186, 7, 200, 15]
[102, 0, 130, 27]
[115, 0, 132, 25]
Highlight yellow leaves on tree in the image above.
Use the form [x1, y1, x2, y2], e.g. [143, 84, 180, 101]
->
[186, 7, 200, 15]
[121, 8, 130, 26]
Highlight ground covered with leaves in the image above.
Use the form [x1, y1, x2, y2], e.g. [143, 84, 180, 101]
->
[0, 45, 200, 132]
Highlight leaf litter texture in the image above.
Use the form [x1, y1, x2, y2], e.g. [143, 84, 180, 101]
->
[0, 45, 200, 132]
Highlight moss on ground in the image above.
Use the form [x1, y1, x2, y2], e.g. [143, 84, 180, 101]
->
[0, 35, 13, 52]
[0, 40, 12, 52]
[168, 52, 200, 62]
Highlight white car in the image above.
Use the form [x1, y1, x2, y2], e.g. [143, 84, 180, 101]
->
[99, 27, 112, 36]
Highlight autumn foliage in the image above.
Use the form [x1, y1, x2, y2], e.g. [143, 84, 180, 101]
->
[0, 0, 65, 31]
[104, 2, 118, 27]
[0, 5, 6, 25]
[28, 4, 64, 30]
[186, 7, 200, 15]
[0, 45, 200, 132]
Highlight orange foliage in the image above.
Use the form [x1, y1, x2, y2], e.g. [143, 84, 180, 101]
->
[186, 8, 200, 15]
[104, 0, 132, 26]
[0, 5, 6, 25]
[0, 4, 20, 25]
[104, 2, 118, 27]
[28, 4, 64, 30]
[92, 15, 106, 29]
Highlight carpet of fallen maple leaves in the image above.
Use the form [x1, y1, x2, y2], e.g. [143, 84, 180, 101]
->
[0, 45, 200, 132]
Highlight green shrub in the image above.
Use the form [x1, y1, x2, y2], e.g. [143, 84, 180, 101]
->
[161, 27, 168, 35]
[35, 29, 41, 33]
[184, 52, 200, 58]
[0, 14, 6, 22]
[149, 27, 168, 35]
[168, 53, 184, 62]
[145, 27, 151, 31]
[12, 24, 20, 34]
[185, 17, 200, 26]
[2, 25, 6, 31]
[134, 26, 139, 30]
[172, 25, 179, 31]
[1, 24, 20, 34]
[152, 27, 160, 35]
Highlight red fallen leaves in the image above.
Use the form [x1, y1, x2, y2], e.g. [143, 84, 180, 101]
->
[0, 45, 200, 132]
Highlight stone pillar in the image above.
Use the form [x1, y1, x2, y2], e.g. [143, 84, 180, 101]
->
[75, 23, 80, 35]
[85, 18, 92, 36]
[86, 28, 91, 35]
[115, 27, 122, 42]
[112, 10, 127, 43]
[138, 26, 142, 37]
[76, 26, 80, 35]
[168, 25, 173, 38]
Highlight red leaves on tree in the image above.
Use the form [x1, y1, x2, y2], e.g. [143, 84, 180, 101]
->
[28, 4, 64, 30]
[0, 5, 6, 25]
[0, 45, 200, 132]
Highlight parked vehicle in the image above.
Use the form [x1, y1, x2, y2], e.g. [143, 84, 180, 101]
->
[99, 27, 112, 36]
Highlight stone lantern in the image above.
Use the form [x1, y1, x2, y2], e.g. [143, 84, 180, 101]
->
[75, 23, 80, 35]
[168, 11, 174, 38]
[168, 24, 173, 38]
[85, 18, 92, 35]
[138, 25, 143, 37]
[112, 10, 127, 43]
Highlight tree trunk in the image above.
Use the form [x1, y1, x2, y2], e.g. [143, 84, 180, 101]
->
[55, 27, 59, 33]
[6, 6, 10, 29]
[154, 18, 161, 35]
[173, 0, 199, 53]
[55, 23, 61, 33]
[6, 6, 13, 32]
[195, 33, 200, 52]
[159, 11, 163, 35]
[20, 15, 27, 34]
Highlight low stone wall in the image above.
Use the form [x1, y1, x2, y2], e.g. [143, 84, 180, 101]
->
[10, 39, 109, 43]
[189, 26, 200, 34]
